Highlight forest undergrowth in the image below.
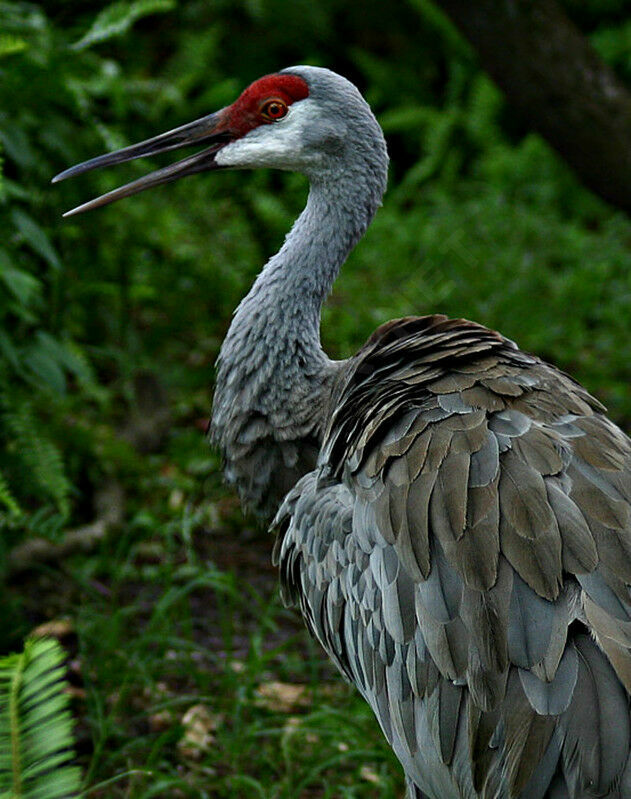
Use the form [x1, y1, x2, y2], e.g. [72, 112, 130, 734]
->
[2, 0, 631, 795]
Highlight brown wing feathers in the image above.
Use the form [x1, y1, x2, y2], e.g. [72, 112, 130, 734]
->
[276, 315, 631, 797]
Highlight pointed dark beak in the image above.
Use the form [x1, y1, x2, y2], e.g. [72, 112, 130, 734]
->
[52, 110, 231, 216]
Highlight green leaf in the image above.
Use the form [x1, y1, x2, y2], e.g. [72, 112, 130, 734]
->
[0, 127, 35, 171]
[2, 401, 71, 518]
[10, 210, 61, 271]
[71, 0, 176, 51]
[32, 333, 94, 385]
[0, 266, 40, 307]
[0, 331, 21, 372]
[0, 637, 81, 798]
[0, 471, 20, 516]
[0, 34, 27, 58]
[23, 347, 66, 394]
[0, 249, 41, 307]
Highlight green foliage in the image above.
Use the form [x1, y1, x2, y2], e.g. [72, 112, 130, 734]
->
[67, 509, 404, 797]
[0, 0, 181, 537]
[0, 0, 628, 537]
[0, 637, 80, 798]
[2, 398, 70, 521]
[0, 473, 19, 517]
[1, 0, 631, 794]
[71, 0, 176, 51]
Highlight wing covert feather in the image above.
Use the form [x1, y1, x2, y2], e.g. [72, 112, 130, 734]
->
[274, 316, 631, 798]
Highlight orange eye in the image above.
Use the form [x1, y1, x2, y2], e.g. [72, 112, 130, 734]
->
[261, 99, 288, 121]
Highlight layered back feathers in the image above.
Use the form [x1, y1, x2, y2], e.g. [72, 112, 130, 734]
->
[275, 315, 631, 798]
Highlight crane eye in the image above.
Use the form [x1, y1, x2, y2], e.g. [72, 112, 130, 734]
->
[261, 99, 288, 121]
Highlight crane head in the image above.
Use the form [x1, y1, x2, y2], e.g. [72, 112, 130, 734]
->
[52, 66, 387, 217]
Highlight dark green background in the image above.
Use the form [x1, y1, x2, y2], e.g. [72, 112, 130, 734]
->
[2, 1, 631, 795]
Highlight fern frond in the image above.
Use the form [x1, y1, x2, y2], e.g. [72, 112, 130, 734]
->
[0, 470, 20, 516]
[0, 637, 80, 798]
[2, 402, 71, 519]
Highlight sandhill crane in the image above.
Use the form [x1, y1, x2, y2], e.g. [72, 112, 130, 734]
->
[54, 66, 631, 798]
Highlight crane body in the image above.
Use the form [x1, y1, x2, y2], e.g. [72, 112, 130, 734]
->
[54, 66, 631, 798]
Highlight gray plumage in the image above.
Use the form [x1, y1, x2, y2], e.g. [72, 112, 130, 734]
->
[216, 69, 631, 798]
[56, 65, 631, 798]
[273, 317, 631, 797]
[211, 67, 388, 516]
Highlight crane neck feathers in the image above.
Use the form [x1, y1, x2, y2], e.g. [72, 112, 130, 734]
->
[217, 166, 385, 389]
[211, 119, 388, 511]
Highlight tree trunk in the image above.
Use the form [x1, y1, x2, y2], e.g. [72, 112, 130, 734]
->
[434, 0, 631, 215]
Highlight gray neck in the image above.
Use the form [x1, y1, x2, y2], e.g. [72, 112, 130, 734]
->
[213, 170, 384, 429]
[210, 144, 387, 520]
[208, 66, 389, 514]
[243, 178, 374, 353]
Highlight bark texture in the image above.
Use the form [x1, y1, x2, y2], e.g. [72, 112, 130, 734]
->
[435, 0, 631, 215]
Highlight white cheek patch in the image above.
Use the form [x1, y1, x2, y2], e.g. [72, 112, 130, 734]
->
[215, 98, 321, 170]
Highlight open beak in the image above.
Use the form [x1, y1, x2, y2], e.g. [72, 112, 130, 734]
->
[52, 110, 231, 217]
